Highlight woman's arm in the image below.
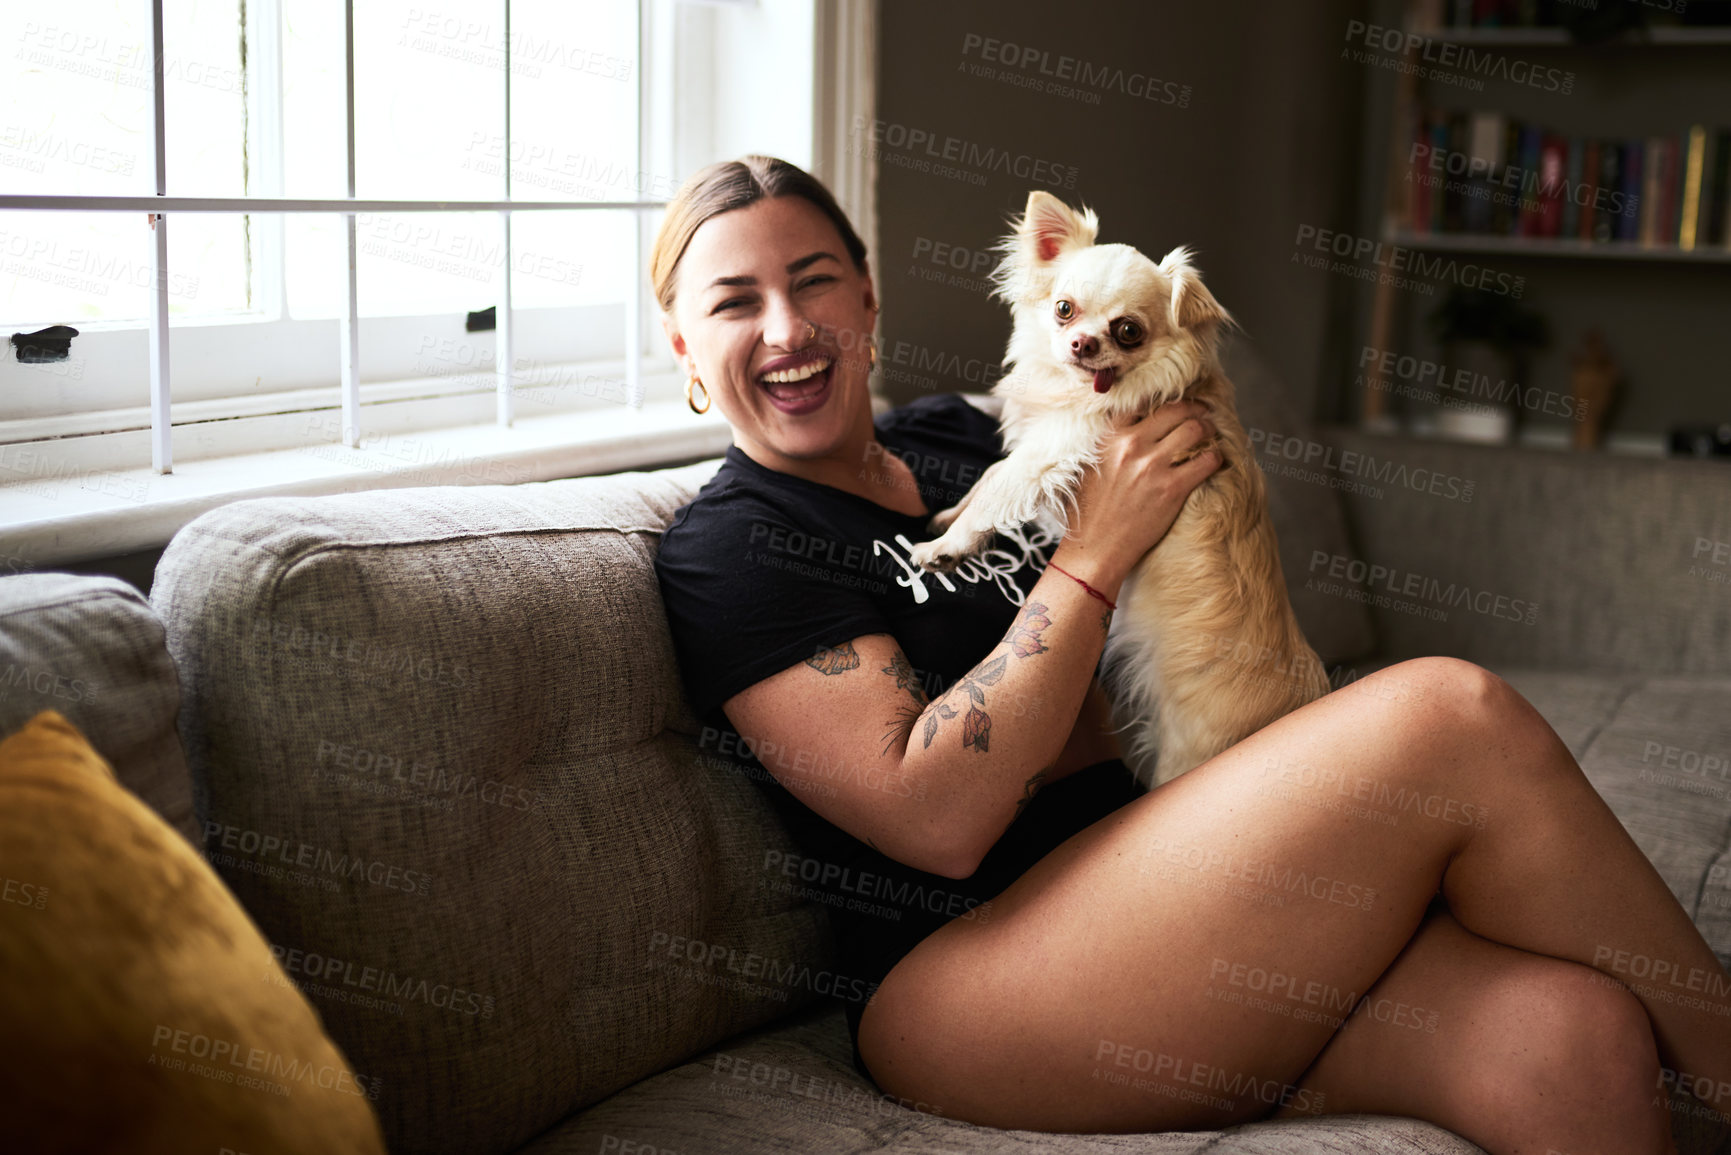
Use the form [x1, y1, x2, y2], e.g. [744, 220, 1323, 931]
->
[721, 400, 1221, 879]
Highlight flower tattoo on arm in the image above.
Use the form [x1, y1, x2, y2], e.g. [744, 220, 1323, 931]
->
[883, 651, 928, 702]
[1007, 601, 1052, 658]
[924, 653, 1008, 753]
[880, 650, 930, 756]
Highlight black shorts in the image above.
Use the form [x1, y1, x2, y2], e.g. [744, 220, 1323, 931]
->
[839, 759, 1143, 1088]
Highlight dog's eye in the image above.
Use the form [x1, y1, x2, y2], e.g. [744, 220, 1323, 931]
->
[1113, 319, 1144, 347]
[1054, 300, 1074, 321]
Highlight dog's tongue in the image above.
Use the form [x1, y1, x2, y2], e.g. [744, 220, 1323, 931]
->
[1092, 367, 1117, 394]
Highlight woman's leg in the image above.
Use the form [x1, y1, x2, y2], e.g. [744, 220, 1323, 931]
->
[1271, 901, 1674, 1155]
[856, 657, 1731, 1142]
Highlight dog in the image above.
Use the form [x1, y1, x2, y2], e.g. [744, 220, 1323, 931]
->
[906, 190, 1330, 789]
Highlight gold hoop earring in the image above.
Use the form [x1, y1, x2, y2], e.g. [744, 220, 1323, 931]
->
[868, 338, 878, 367]
[684, 373, 710, 414]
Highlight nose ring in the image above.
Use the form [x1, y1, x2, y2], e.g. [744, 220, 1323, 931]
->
[805, 322, 816, 342]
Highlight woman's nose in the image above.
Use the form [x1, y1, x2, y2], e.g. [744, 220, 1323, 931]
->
[761, 297, 815, 348]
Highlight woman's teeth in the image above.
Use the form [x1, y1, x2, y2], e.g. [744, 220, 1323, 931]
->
[760, 357, 832, 385]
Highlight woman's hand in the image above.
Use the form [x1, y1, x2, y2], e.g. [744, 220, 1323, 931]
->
[1055, 400, 1222, 597]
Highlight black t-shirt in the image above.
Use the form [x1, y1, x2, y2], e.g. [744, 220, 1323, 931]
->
[658, 392, 1055, 718]
[654, 393, 1139, 1052]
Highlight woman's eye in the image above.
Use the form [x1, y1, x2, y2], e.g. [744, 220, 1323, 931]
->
[1054, 300, 1073, 320]
[713, 278, 830, 315]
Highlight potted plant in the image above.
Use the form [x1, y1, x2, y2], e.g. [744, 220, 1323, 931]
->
[1424, 287, 1550, 444]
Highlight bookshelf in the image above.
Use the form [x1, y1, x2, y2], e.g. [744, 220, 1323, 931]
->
[1357, 0, 1731, 449]
[1386, 230, 1731, 263]
[1425, 27, 1731, 45]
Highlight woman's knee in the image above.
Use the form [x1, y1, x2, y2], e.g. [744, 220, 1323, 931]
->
[1375, 657, 1559, 768]
[1487, 963, 1662, 1130]
[1382, 656, 1507, 721]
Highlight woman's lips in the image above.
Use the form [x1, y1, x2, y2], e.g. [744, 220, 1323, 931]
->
[760, 361, 833, 415]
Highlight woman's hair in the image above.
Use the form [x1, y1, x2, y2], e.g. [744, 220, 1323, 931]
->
[648, 155, 868, 316]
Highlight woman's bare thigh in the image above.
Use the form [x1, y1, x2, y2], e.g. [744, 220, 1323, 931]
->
[856, 665, 1484, 1133]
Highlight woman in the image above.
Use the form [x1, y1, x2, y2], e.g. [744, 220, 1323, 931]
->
[651, 155, 1731, 1154]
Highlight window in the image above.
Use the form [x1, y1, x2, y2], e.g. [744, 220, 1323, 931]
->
[0, 0, 869, 532]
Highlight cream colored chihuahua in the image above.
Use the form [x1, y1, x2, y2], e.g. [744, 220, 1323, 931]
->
[907, 190, 1329, 789]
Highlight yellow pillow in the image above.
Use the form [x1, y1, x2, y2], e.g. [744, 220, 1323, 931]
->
[0, 709, 387, 1155]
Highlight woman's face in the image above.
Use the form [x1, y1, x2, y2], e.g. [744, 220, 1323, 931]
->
[663, 195, 879, 468]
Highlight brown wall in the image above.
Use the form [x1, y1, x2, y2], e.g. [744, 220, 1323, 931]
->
[871, 0, 1372, 419]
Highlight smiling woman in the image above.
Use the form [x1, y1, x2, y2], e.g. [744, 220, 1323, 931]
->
[652, 156, 901, 500]
[647, 154, 1731, 1152]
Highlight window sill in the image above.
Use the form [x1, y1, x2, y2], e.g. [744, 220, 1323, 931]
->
[0, 399, 734, 568]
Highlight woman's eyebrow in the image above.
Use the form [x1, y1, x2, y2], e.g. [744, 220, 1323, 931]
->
[706, 251, 841, 290]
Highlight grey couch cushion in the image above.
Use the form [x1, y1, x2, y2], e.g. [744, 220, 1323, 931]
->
[0, 572, 199, 845]
[1323, 430, 1731, 677]
[150, 462, 831, 1155]
[526, 1003, 1481, 1154]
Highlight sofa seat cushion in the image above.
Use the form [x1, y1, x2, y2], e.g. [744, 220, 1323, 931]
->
[527, 1002, 1481, 1154]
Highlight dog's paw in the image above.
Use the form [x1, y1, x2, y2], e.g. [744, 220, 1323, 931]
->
[907, 538, 961, 572]
[928, 504, 963, 533]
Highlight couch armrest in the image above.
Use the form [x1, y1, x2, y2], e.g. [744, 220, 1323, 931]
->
[0, 573, 200, 845]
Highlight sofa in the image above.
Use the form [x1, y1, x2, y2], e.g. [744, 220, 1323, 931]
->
[3, 342, 1729, 1154]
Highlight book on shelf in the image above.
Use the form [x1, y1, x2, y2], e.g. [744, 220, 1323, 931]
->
[1708, 129, 1731, 245]
[1537, 133, 1565, 236]
[1576, 138, 1600, 242]
[1595, 140, 1621, 243]
[1405, 106, 1731, 251]
[1617, 138, 1642, 242]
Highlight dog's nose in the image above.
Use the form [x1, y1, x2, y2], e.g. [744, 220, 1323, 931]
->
[1071, 333, 1098, 358]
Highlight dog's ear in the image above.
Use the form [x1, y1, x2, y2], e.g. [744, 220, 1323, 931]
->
[1160, 246, 1231, 332]
[1018, 190, 1098, 263]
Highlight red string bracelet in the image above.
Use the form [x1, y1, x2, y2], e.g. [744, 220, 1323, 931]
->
[1046, 560, 1117, 611]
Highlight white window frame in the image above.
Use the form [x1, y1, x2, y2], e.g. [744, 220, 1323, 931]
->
[0, 0, 880, 566]
[2, 0, 669, 461]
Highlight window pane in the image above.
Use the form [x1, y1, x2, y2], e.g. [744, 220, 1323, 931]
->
[356, 0, 505, 201]
[508, 0, 642, 311]
[0, 0, 252, 325]
[279, 0, 346, 199]
[283, 0, 641, 319]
